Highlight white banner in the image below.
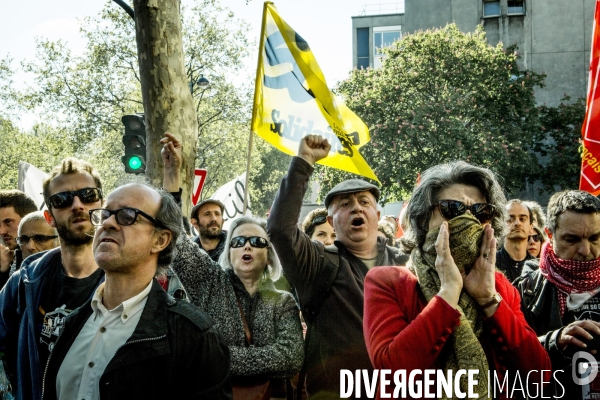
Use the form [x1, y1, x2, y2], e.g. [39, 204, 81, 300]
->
[210, 173, 252, 231]
[17, 161, 48, 211]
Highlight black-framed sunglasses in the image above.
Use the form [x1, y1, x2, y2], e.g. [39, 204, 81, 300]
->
[528, 234, 542, 243]
[230, 236, 270, 249]
[89, 208, 163, 228]
[16, 235, 58, 246]
[310, 215, 328, 228]
[47, 188, 103, 209]
[434, 200, 496, 224]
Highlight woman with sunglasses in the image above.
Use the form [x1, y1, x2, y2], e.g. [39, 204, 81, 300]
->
[160, 133, 304, 398]
[301, 208, 336, 246]
[172, 216, 304, 397]
[362, 161, 550, 398]
[527, 226, 547, 258]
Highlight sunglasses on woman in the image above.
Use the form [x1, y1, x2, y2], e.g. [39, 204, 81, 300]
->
[434, 200, 496, 224]
[230, 236, 270, 249]
[528, 234, 542, 243]
[47, 188, 103, 209]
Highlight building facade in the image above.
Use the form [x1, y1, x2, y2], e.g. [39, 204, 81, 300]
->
[353, 0, 594, 107]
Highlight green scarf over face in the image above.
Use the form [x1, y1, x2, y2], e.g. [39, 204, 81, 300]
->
[407, 213, 489, 400]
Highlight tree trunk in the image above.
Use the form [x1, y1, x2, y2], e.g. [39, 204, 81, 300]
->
[133, 0, 197, 216]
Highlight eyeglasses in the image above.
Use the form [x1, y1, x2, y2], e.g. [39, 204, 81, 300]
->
[310, 215, 328, 228]
[47, 188, 103, 209]
[528, 234, 542, 243]
[230, 236, 270, 249]
[89, 208, 163, 228]
[16, 235, 58, 246]
[434, 200, 496, 224]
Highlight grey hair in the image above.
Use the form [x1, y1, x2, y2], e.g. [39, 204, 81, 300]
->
[152, 187, 183, 276]
[400, 161, 507, 252]
[546, 190, 600, 234]
[17, 211, 56, 236]
[523, 200, 546, 228]
[218, 216, 282, 282]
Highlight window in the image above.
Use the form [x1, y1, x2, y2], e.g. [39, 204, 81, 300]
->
[507, 1, 525, 14]
[357, 28, 369, 69]
[373, 26, 401, 68]
[483, 0, 500, 17]
[373, 29, 401, 56]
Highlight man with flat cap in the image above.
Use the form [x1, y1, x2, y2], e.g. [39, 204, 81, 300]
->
[190, 199, 227, 262]
[267, 135, 406, 399]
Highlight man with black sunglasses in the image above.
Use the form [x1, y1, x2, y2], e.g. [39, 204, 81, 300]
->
[0, 157, 105, 400]
[266, 135, 406, 399]
[41, 183, 231, 399]
[496, 199, 536, 283]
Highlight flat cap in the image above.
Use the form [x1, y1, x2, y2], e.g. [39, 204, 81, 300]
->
[191, 199, 225, 219]
[324, 179, 380, 209]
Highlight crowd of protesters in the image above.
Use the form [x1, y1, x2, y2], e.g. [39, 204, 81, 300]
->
[0, 132, 599, 400]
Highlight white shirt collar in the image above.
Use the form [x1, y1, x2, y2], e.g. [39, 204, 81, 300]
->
[91, 280, 153, 324]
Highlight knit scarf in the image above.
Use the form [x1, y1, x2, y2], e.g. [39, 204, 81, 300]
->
[539, 241, 600, 316]
[408, 214, 489, 400]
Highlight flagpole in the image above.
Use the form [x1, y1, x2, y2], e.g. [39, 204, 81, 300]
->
[243, 131, 254, 214]
[244, 1, 272, 214]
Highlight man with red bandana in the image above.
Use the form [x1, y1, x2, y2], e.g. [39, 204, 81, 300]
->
[516, 190, 600, 398]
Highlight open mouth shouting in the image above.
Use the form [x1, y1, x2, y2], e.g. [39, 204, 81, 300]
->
[241, 254, 253, 262]
[351, 217, 365, 227]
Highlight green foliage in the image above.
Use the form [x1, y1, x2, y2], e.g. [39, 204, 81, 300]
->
[328, 24, 546, 203]
[532, 96, 585, 192]
[12, 0, 278, 205]
[0, 119, 76, 190]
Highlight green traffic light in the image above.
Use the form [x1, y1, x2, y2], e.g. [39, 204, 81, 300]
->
[128, 156, 143, 170]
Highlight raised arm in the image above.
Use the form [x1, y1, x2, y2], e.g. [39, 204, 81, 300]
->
[266, 136, 333, 303]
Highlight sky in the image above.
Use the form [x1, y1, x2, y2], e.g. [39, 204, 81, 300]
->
[0, 0, 404, 129]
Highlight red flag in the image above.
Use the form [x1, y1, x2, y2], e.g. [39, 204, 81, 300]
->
[580, 0, 600, 195]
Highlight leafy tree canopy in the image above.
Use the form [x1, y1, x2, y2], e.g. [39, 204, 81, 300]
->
[322, 24, 547, 203]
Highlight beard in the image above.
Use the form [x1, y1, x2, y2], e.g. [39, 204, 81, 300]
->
[199, 223, 222, 239]
[55, 213, 95, 246]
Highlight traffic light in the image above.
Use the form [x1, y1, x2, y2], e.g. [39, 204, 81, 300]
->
[121, 114, 146, 174]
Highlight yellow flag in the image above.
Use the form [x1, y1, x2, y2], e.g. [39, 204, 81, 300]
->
[251, 2, 379, 182]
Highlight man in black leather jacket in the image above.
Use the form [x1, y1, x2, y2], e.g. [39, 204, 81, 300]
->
[42, 183, 231, 399]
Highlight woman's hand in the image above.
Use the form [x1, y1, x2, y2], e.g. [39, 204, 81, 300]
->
[463, 224, 498, 316]
[435, 221, 463, 308]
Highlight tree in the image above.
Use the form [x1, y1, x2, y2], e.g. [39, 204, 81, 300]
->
[532, 96, 585, 193]
[326, 24, 545, 203]
[133, 0, 198, 213]
[17, 0, 262, 202]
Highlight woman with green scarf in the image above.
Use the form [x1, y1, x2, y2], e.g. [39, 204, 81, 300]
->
[363, 161, 551, 400]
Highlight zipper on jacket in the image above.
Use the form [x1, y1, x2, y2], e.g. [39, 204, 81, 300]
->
[41, 328, 63, 400]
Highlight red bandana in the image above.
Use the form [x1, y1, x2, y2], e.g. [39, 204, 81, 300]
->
[539, 241, 600, 316]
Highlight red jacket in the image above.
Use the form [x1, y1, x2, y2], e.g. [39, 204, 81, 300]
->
[363, 266, 552, 399]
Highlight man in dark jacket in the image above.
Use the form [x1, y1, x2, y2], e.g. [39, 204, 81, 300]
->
[515, 190, 600, 399]
[267, 135, 406, 399]
[0, 158, 105, 400]
[42, 183, 231, 399]
[496, 199, 535, 283]
[190, 199, 227, 262]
